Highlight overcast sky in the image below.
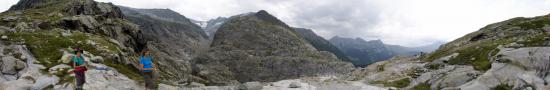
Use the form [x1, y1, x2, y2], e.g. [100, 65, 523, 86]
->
[2, 0, 550, 47]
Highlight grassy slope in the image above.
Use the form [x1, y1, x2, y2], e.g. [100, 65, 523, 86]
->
[424, 15, 550, 71]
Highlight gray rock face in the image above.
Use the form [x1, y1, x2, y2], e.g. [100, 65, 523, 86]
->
[241, 81, 263, 90]
[410, 65, 481, 90]
[119, 6, 208, 81]
[64, 0, 123, 18]
[196, 10, 353, 85]
[2, 56, 20, 75]
[0, 42, 59, 90]
[48, 64, 70, 74]
[90, 56, 104, 63]
[459, 47, 550, 90]
[289, 82, 302, 88]
[202, 17, 229, 39]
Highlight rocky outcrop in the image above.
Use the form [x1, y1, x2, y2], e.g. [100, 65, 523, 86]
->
[63, 0, 123, 18]
[458, 47, 550, 90]
[0, 41, 59, 90]
[195, 10, 354, 85]
[119, 6, 209, 82]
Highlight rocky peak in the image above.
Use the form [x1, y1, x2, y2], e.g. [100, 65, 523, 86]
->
[366, 39, 385, 47]
[253, 10, 289, 28]
[293, 28, 315, 35]
[9, 0, 123, 18]
[293, 28, 352, 62]
[7, 0, 47, 11]
[196, 10, 353, 85]
[210, 10, 311, 51]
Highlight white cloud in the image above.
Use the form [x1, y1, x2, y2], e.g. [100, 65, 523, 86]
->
[2, 0, 550, 47]
[0, 0, 19, 12]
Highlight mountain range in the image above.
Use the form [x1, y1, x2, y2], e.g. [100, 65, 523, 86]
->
[329, 36, 442, 67]
[1, 0, 548, 90]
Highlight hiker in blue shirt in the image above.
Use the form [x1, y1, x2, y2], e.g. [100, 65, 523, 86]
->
[71, 48, 87, 90]
[139, 48, 156, 90]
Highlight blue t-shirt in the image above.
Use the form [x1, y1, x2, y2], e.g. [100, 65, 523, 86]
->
[72, 56, 85, 66]
[140, 56, 153, 72]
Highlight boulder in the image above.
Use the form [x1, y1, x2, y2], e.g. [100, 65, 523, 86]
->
[189, 82, 206, 87]
[48, 64, 71, 74]
[262, 79, 315, 90]
[289, 82, 301, 88]
[14, 60, 26, 71]
[241, 81, 263, 90]
[2, 56, 19, 75]
[30, 75, 59, 90]
[82, 67, 141, 90]
[61, 15, 100, 32]
[411, 65, 481, 89]
[60, 30, 72, 37]
[1, 36, 7, 40]
[158, 84, 179, 90]
[59, 52, 73, 64]
[4, 75, 17, 81]
[14, 22, 33, 32]
[90, 56, 103, 63]
[0, 79, 33, 90]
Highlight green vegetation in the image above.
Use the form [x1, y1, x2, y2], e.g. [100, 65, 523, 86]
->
[377, 63, 385, 71]
[424, 63, 443, 70]
[6, 30, 82, 68]
[512, 17, 550, 30]
[372, 78, 411, 88]
[411, 83, 432, 90]
[406, 67, 425, 78]
[492, 84, 513, 90]
[0, 0, 72, 23]
[425, 39, 511, 71]
[0, 0, 148, 85]
[446, 42, 500, 71]
[6, 30, 120, 67]
[103, 58, 143, 81]
[57, 75, 75, 85]
[518, 34, 550, 47]
[5, 29, 141, 82]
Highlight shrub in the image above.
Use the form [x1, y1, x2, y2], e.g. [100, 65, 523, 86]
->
[411, 83, 431, 90]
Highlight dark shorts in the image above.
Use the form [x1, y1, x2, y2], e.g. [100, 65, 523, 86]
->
[142, 71, 155, 89]
[75, 71, 86, 87]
